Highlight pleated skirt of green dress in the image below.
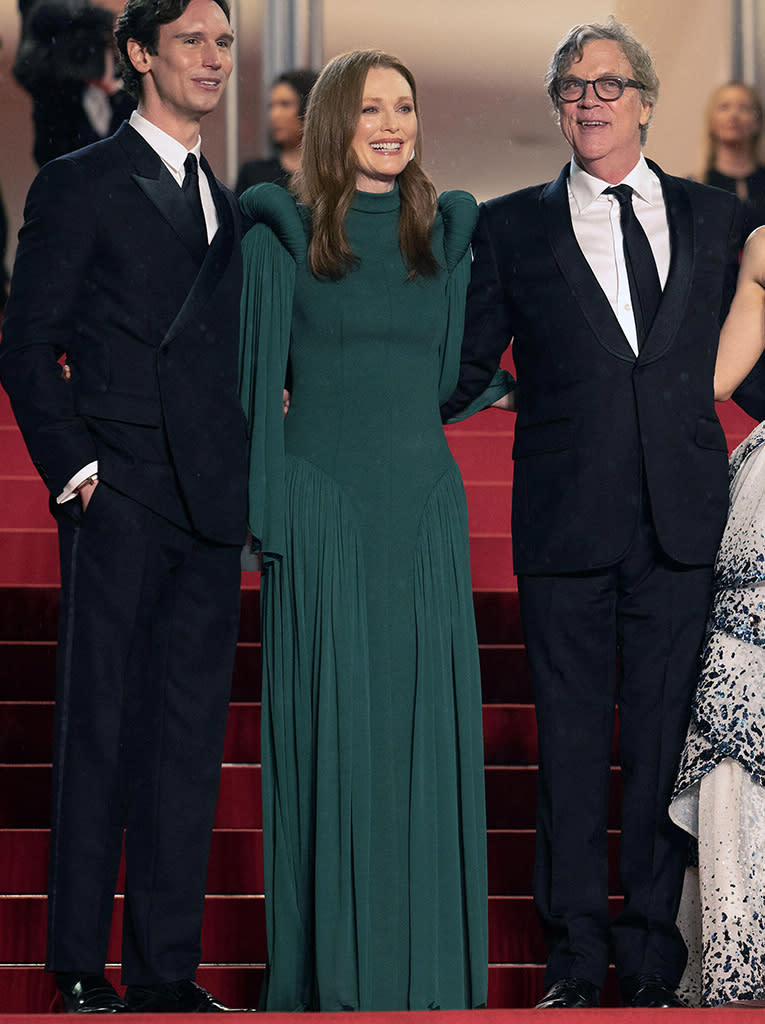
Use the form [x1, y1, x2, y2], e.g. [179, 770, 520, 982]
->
[259, 454, 488, 1012]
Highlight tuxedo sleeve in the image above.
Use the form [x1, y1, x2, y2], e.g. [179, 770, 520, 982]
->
[440, 201, 516, 421]
[0, 156, 98, 494]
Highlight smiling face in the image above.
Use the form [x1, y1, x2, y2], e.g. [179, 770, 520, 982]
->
[351, 66, 417, 193]
[710, 84, 760, 149]
[558, 38, 652, 183]
[127, 0, 233, 146]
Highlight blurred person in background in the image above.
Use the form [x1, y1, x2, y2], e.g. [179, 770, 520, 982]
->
[235, 67, 317, 194]
[701, 82, 765, 236]
[14, 0, 135, 166]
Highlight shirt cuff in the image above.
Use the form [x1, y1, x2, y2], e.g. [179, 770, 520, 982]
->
[57, 462, 99, 504]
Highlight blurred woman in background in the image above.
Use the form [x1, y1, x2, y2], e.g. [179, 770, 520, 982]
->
[235, 68, 318, 194]
[701, 81, 765, 235]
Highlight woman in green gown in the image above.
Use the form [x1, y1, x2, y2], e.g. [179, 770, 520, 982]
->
[239, 49, 508, 1012]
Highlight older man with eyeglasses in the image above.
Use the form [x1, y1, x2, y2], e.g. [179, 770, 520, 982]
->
[442, 18, 747, 1010]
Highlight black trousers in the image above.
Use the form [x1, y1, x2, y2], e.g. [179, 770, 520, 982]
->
[46, 482, 241, 984]
[518, 502, 713, 990]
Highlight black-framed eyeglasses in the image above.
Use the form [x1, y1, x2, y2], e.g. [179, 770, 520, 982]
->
[556, 75, 645, 102]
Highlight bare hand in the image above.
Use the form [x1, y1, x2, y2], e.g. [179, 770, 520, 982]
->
[77, 478, 98, 511]
[491, 390, 517, 412]
[61, 363, 71, 381]
[283, 389, 291, 417]
[245, 531, 262, 571]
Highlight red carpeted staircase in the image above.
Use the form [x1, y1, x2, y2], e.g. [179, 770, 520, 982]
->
[0, 368, 757, 1013]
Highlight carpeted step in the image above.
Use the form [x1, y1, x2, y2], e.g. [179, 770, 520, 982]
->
[465, 481, 512, 534]
[447, 429, 514, 481]
[0, 477, 52, 528]
[0, 530, 518, 588]
[0, 827, 623, 898]
[0, 425, 35, 474]
[0, 640, 529, 703]
[0, 587, 522, 645]
[1, 892, 626, 967]
[0, 764, 623, 830]
[0, 531, 59, 585]
[0, 701, 559, 767]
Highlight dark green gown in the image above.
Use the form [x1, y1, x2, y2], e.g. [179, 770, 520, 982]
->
[239, 183, 496, 1011]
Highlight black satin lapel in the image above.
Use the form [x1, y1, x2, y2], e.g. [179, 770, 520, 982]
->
[638, 163, 694, 364]
[541, 169, 636, 363]
[133, 163, 209, 263]
[161, 169, 236, 348]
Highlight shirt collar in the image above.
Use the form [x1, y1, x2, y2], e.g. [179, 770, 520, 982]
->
[568, 153, 661, 213]
[129, 109, 202, 174]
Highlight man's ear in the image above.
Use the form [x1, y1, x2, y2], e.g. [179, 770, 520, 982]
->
[639, 100, 653, 128]
[126, 37, 151, 75]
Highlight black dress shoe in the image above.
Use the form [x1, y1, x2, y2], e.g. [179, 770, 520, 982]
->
[621, 973, 687, 1008]
[536, 977, 601, 1008]
[124, 978, 237, 1012]
[56, 973, 127, 1014]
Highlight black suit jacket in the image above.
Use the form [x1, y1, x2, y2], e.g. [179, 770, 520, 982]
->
[0, 122, 247, 545]
[441, 161, 744, 575]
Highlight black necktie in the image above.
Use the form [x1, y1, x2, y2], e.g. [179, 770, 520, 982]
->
[182, 153, 208, 250]
[604, 184, 661, 345]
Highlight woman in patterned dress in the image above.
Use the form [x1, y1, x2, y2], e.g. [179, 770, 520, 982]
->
[670, 225, 765, 1007]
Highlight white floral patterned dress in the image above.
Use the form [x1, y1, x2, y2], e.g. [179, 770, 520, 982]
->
[670, 420, 765, 1007]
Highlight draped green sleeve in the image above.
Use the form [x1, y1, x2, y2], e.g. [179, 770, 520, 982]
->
[436, 190, 514, 423]
[238, 183, 307, 565]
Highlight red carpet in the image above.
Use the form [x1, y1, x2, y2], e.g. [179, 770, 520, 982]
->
[0, 367, 758, 1013]
[1, 1009, 764, 1021]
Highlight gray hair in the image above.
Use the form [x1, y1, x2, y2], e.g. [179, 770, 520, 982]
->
[546, 18, 659, 145]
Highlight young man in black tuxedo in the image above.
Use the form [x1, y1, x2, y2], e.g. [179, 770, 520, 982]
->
[441, 19, 744, 1011]
[0, 0, 247, 1012]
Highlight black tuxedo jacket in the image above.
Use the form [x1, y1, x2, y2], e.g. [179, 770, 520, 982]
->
[0, 122, 247, 545]
[441, 161, 743, 575]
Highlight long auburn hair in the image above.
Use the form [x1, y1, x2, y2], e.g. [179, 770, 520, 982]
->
[292, 49, 439, 281]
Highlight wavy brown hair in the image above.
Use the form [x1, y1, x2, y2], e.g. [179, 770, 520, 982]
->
[292, 49, 438, 281]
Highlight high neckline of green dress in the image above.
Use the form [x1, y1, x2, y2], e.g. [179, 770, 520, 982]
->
[351, 184, 401, 214]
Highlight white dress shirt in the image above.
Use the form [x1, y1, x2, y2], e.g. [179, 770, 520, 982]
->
[57, 111, 220, 504]
[128, 109, 219, 243]
[567, 154, 670, 356]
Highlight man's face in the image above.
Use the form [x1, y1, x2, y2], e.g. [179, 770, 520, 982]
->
[130, 0, 233, 133]
[557, 39, 652, 183]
